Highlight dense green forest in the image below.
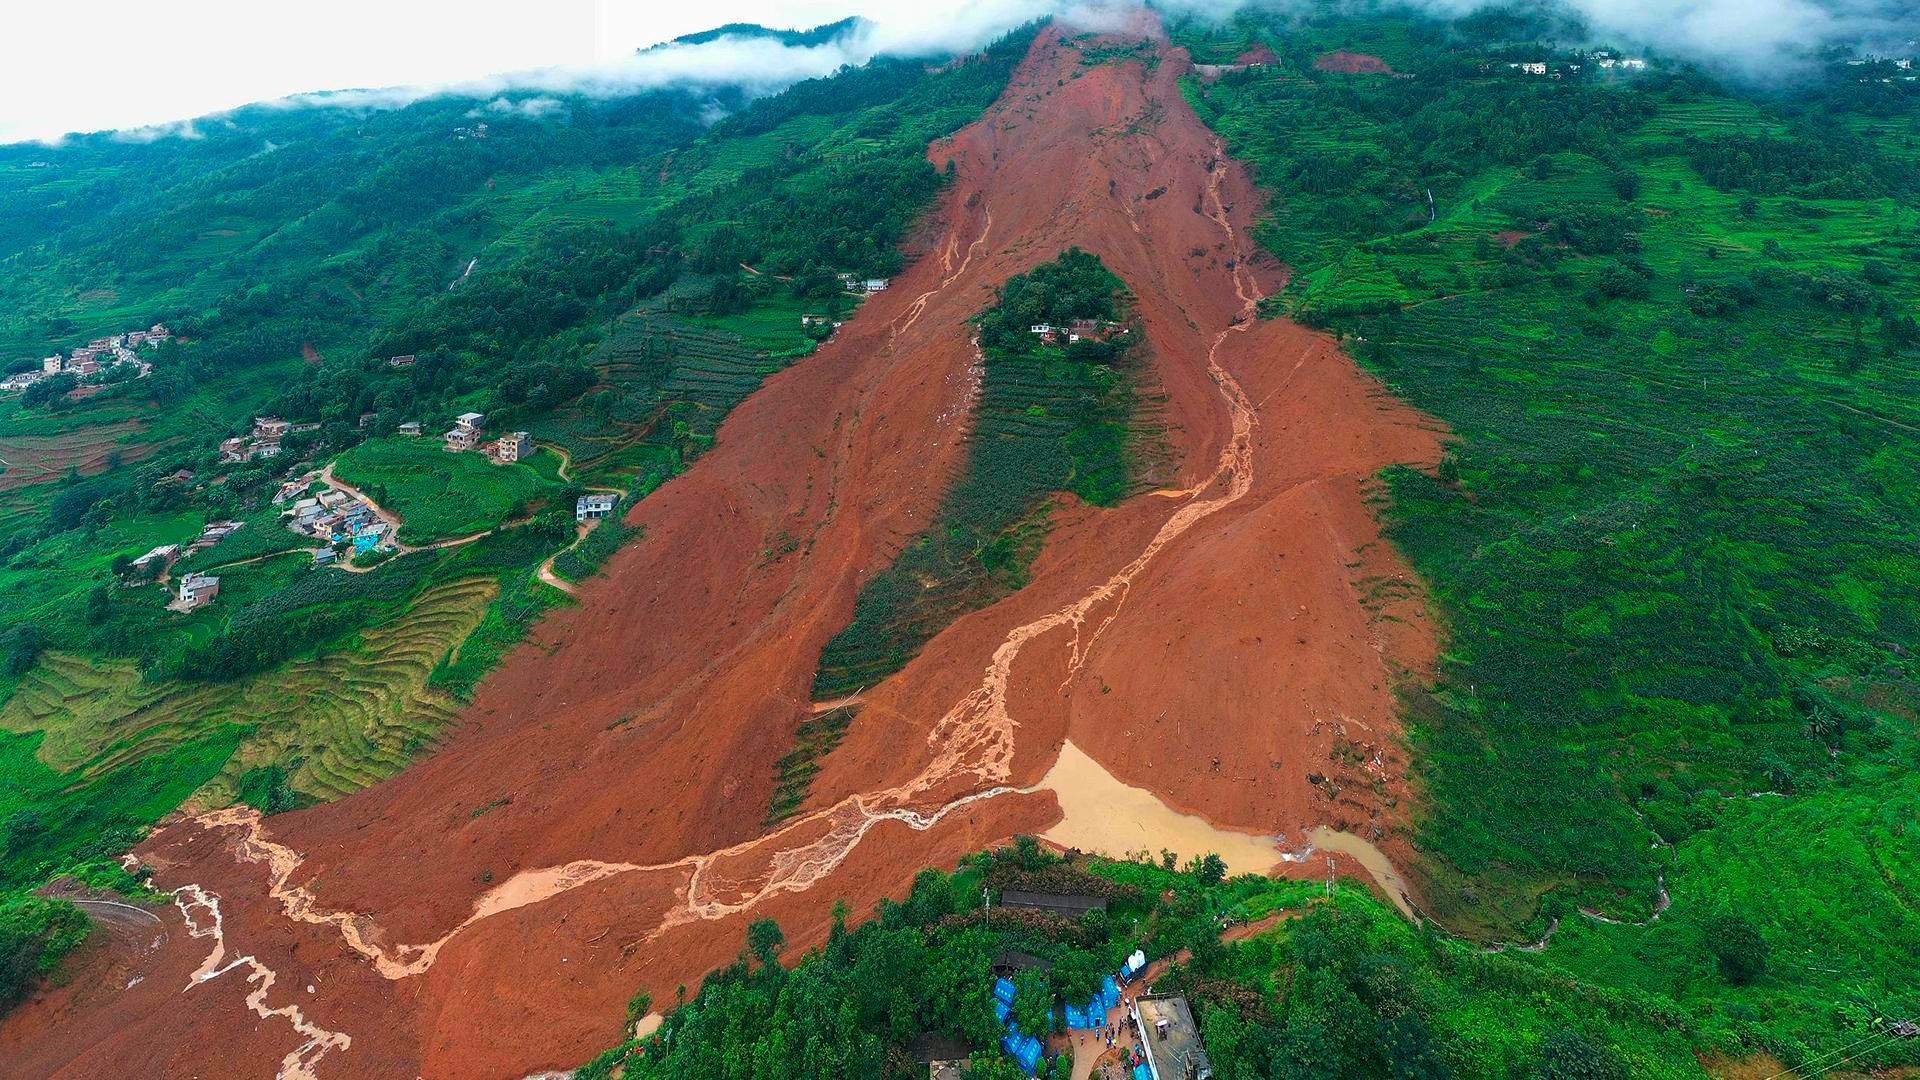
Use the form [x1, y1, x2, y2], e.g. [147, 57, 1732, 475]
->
[0, 22, 1038, 1018]
[811, 249, 1159, 701]
[1171, 2, 1920, 1071]
[578, 839, 1715, 1079]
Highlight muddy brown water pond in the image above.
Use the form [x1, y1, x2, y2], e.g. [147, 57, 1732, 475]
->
[1038, 740, 1414, 917]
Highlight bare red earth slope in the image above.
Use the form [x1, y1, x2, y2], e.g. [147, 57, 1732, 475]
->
[1, 20, 1442, 1080]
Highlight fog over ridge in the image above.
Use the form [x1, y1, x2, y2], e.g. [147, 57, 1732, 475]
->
[19, 0, 1920, 145]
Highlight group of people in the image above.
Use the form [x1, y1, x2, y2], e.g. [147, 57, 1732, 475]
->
[1085, 992, 1153, 1077]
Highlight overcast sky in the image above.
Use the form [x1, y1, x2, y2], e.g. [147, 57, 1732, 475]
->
[0, 1, 899, 143]
[5, 0, 1916, 144]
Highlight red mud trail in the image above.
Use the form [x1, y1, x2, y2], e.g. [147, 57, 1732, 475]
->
[1, 17, 1441, 1080]
[1314, 50, 1396, 74]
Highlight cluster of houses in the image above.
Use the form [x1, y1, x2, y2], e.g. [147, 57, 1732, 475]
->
[837, 272, 890, 293]
[127, 519, 243, 612]
[440, 411, 533, 464]
[221, 416, 314, 463]
[1028, 319, 1130, 346]
[1, 323, 169, 393]
[281, 483, 393, 563]
[1505, 51, 1647, 78]
[1844, 55, 1918, 82]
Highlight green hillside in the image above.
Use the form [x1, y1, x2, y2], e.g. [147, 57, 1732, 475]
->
[1174, 2, 1920, 1071]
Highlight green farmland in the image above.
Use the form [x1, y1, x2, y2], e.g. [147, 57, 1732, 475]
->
[333, 437, 561, 544]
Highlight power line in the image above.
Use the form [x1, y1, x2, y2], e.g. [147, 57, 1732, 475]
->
[1756, 1027, 1904, 1080]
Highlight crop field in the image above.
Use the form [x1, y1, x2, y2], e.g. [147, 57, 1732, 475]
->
[530, 299, 823, 490]
[0, 506, 213, 648]
[0, 419, 152, 493]
[0, 577, 493, 887]
[811, 252, 1157, 699]
[1177, 6, 1920, 1067]
[764, 703, 857, 824]
[333, 437, 561, 543]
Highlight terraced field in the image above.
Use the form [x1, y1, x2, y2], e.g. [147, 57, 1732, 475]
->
[0, 419, 152, 493]
[0, 576, 496, 806]
[530, 303, 821, 490]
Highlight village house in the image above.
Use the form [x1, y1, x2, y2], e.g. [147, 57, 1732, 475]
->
[494, 431, 531, 463]
[1068, 318, 1129, 342]
[41, 356, 63, 374]
[253, 416, 291, 440]
[0, 371, 43, 392]
[1133, 994, 1213, 1080]
[388, 354, 416, 368]
[195, 521, 243, 548]
[862, 278, 890, 293]
[312, 547, 340, 566]
[576, 493, 618, 522]
[999, 889, 1108, 917]
[445, 411, 486, 451]
[358, 412, 376, 429]
[219, 437, 249, 463]
[130, 544, 180, 576]
[173, 572, 221, 612]
[800, 313, 830, 327]
[1509, 61, 1548, 75]
[398, 421, 423, 437]
[251, 439, 282, 460]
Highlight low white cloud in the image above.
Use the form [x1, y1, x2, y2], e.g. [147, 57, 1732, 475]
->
[6, 0, 1915, 145]
[469, 96, 569, 120]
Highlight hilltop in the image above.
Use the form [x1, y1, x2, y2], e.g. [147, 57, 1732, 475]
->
[664, 17, 867, 50]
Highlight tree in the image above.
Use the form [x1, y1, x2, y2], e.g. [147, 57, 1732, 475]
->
[1535, 1029, 1627, 1080]
[1703, 909, 1769, 984]
[1, 626, 42, 676]
[84, 583, 112, 625]
[1190, 853, 1228, 885]
[746, 917, 785, 969]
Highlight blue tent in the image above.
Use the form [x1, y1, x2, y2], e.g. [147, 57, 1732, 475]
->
[1101, 976, 1122, 1010]
[1132, 1064, 1154, 1080]
[994, 977, 1018, 1005]
[1000, 1031, 1043, 1073]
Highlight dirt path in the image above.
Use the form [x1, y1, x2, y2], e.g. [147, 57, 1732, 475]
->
[8, 20, 1444, 1078]
[535, 523, 590, 596]
[546, 444, 622, 493]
